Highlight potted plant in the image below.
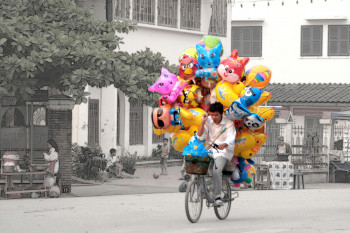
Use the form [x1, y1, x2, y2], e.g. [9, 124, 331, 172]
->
[119, 151, 137, 175]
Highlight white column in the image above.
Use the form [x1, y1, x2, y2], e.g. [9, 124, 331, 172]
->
[76, 87, 89, 146]
[100, 86, 118, 153]
[121, 95, 130, 151]
[144, 106, 153, 156]
[320, 119, 331, 154]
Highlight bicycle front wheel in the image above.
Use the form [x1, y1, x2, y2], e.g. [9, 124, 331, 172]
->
[185, 179, 203, 223]
[214, 178, 232, 220]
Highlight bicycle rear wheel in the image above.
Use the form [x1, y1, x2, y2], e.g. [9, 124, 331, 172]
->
[185, 179, 203, 223]
[214, 178, 232, 220]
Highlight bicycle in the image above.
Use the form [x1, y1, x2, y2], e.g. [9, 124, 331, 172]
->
[184, 158, 239, 223]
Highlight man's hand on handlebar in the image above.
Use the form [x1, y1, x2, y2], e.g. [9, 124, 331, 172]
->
[210, 143, 228, 153]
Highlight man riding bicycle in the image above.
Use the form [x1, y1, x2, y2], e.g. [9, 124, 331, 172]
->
[197, 102, 237, 207]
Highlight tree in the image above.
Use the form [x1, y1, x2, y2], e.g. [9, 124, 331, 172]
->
[0, 0, 175, 105]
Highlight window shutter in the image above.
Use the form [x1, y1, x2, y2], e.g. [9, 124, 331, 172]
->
[339, 26, 350, 56]
[301, 26, 311, 56]
[329, 25, 350, 56]
[301, 25, 322, 56]
[312, 26, 322, 56]
[242, 27, 252, 56]
[231, 27, 241, 52]
[252, 26, 262, 57]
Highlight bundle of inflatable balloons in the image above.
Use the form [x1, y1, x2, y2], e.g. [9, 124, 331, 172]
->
[148, 36, 274, 186]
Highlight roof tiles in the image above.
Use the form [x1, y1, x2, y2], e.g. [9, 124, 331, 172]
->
[263, 83, 350, 103]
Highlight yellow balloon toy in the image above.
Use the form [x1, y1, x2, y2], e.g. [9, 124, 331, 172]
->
[182, 107, 206, 128]
[179, 48, 198, 63]
[172, 130, 192, 152]
[215, 81, 239, 107]
[234, 132, 256, 154]
[248, 106, 275, 122]
[187, 125, 199, 136]
[252, 91, 271, 106]
[244, 65, 272, 89]
[179, 84, 203, 108]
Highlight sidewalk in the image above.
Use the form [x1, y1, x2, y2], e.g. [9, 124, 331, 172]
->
[71, 165, 350, 197]
[71, 165, 185, 197]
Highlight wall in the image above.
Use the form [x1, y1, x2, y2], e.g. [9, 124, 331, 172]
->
[47, 109, 73, 193]
[232, 0, 350, 83]
[73, 0, 234, 156]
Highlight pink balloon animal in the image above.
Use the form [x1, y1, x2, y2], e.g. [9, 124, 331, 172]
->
[217, 49, 249, 83]
[148, 67, 187, 103]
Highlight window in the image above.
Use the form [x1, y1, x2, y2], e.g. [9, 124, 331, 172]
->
[129, 102, 143, 145]
[158, 0, 177, 28]
[115, 0, 130, 20]
[1, 108, 25, 127]
[33, 107, 46, 126]
[88, 99, 99, 144]
[132, 0, 155, 24]
[180, 0, 201, 30]
[328, 25, 350, 56]
[231, 26, 262, 57]
[209, 0, 227, 37]
[301, 25, 323, 56]
[152, 130, 164, 143]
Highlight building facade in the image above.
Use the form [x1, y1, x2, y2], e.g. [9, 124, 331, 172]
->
[231, 0, 350, 84]
[73, 0, 233, 156]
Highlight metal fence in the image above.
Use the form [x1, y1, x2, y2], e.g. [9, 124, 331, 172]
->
[252, 122, 281, 164]
[253, 124, 328, 171]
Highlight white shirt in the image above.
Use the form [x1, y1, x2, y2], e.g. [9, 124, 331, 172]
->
[106, 154, 117, 168]
[44, 147, 59, 174]
[197, 116, 236, 160]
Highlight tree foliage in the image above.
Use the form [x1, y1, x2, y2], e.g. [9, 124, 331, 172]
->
[0, 0, 175, 105]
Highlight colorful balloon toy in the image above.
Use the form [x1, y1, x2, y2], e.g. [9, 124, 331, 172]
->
[218, 49, 249, 84]
[179, 57, 199, 81]
[195, 42, 222, 79]
[148, 67, 188, 103]
[149, 36, 274, 188]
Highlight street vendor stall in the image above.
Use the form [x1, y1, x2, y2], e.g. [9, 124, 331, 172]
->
[0, 151, 50, 198]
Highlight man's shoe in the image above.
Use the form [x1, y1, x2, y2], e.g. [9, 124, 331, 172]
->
[214, 198, 223, 207]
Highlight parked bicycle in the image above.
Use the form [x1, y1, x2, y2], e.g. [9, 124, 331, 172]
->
[184, 157, 239, 223]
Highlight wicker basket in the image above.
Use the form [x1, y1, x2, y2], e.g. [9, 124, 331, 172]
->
[184, 155, 211, 175]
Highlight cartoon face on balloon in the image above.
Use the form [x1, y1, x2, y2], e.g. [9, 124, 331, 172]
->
[148, 67, 178, 95]
[218, 50, 249, 83]
[152, 107, 171, 129]
[196, 43, 222, 69]
[179, 57, 199, 81]
[179, 85, 203, 108]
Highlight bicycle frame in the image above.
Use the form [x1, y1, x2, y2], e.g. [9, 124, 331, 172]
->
[193, 174, 238, 208]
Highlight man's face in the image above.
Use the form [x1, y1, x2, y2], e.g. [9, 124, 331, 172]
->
[277, 138, 284, 146]
[209, 111, 222, 124]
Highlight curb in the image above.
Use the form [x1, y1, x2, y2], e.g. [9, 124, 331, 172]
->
[135, 159, 183, 168]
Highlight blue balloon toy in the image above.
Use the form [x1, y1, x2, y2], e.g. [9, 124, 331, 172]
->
[195, 43, 222, 79]
[182, 134, 209, 157]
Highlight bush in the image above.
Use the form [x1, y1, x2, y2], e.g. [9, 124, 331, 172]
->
[119, 151, 137, 171]
[72, 143, 107, 181]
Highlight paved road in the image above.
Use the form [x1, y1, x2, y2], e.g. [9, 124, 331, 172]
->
[2, 187, 350, 233]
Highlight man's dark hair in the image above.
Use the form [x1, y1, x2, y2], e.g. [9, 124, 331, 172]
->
[209, 102, 224, 115]
[163, 138, 168, 142]
[110, 148, 116, 154]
